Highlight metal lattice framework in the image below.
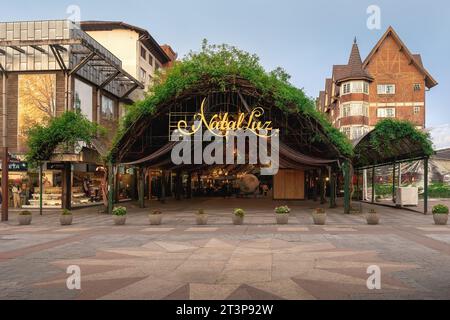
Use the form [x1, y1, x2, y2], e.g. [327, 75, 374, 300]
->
[0, 20, 143, 99]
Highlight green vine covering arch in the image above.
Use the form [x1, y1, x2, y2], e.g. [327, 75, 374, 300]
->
[109, 40, 353, 160]
[25, 111, 102, 167]
[354, 118, 434, 167]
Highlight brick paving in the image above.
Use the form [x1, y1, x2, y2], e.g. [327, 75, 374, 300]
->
[0, 198, 450, 300]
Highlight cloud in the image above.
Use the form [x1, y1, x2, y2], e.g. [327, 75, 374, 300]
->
[428, 124, 450, 150]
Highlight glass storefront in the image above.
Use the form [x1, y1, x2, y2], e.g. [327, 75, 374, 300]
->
[71, 164, 104, 207]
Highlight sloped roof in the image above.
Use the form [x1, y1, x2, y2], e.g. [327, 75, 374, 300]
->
[363, 26, 437, 89]
[334, 40, 373, 83]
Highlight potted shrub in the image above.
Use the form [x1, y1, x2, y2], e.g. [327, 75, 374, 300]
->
[18, 211, 32, 225]
[432, 204, 449, 225]
[112, 206, 127, 225]
[275, 205, 290, 225]
[375, 195, 382, 202]
[366, 208, 380, 225]
[233, 208, 245, 225]
[312, 208, 327, 225]
[60, 209, 73, 226]
[149, 210, 163, 225]
[195, 209, 208, 225]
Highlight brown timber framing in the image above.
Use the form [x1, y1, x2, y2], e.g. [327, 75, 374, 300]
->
[0, 37, 144, 100]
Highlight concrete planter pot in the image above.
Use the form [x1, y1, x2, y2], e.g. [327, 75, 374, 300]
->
[60, 215, 73, 226]
[433, 214, 448, 225]
[196, 214, 208, 225]
[366, 213, 380, 225]
[113, 215, 127, 226]
[312, 213, 327, 225]
[18, 215, 32, 225]
[276, 214, 289, 225]
[232, 215, 244, 225]
[149, 214, 163, 225]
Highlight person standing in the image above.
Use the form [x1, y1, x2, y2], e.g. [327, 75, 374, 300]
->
[12, 184, 22, 208]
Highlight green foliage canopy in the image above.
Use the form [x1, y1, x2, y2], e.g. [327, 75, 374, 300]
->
[110, 41, 353, 160]
[354, 118, 434, 167]
[25, 111, 102, 167]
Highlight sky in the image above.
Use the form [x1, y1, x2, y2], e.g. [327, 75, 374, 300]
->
[1, 0, 449, 148]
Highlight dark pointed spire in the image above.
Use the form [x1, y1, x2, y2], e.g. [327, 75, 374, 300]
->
[333, 40, 374, 83]
[348, 40, 363, 66]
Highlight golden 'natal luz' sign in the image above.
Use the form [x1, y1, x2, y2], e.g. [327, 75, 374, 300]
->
[176, 98, 274, 137]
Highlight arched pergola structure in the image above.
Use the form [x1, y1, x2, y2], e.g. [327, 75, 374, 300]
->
[107, 43, 353, 214]
[353, 119, 434, 214]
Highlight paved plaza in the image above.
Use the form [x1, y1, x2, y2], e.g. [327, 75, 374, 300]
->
[1, 198, 450, 300]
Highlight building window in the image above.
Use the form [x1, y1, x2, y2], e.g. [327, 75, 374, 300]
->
[377, 107, 396, 118]
[414, 106, 421, 115]
[413, 83, 421, 91]
[341, 126, 370, 140]
[140, 46, 147, 60]
[341, 81, 369, 95]
[340, 102, 369, 118]
[101, 95, 114, 121]
[155, 62, 161, 71]
[341, 127, 351, 139]
[139, 68, 147, 83]
[148, 54, 153, 66]
[363, 82, 369, 94]
[377, 84, 396, 95]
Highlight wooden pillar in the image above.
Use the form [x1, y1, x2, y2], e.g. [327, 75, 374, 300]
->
[424, 157, 429, 215]
[160, 170, 166, 203]
[39, 163, 43, 216]
[61, 162, 72, 210]
[175, 171, 181, 201]
[1, 72, 8, 221]
[355, 169, 360, 201]
[148, 170, 152, 200]
[343, 161, 351, 214]
[114, 165, 120, 202]
[329, 172, 336, 209]
[319, 169, 325, 204]
[138, 167, 145, 208]
[107, 163, 114, 215]
[392, 162, 396, 203]
[1, 147, 8, 221]
[371, 166, 376, 203]
[313, 170, 318, 202]
[187, 173, 192, 199]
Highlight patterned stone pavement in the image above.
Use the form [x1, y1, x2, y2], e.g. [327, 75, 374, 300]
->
[1, 198, 450, 300]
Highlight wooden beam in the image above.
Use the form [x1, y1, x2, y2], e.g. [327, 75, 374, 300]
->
[0, 39, 81, 47]
[99, 71, 120, 89]
[120, 83, 139, 99]
[30, 45, 47, 54]
[9, 46, 25, 54]
[0, 63, 6, 75]
[69, 52, 95, 76]
[50, 45, 67, 72]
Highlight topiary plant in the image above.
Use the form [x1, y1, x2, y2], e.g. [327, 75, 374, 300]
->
[112, 207, 127, 216]
[432, 204, 449, 215]
[61, 209, 72, 215]
[275, 206, 290, 214]
[234, 208, 245, 218]
[197, 209, 207, 215]
[19, 211, 32, 216]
